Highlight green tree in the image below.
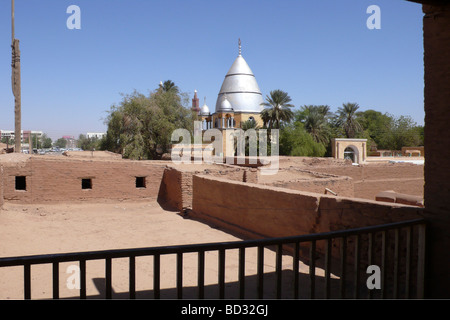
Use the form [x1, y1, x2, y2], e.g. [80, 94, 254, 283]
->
[356, 110, 423, 150]
[335, 102, 363, 138]
[295, 105, 332, 145]
[280, 122, 326, 157]
[77, 134, 102, 151]
[54, 138, 67, 148]
[102, 82, 194, 160]
[160, 80, 179, 93]
[41, 134, 53, 149]
[30, 134, 42, 149]
[383, 115, 422, 150]
[355, 109, 393, 150]
[1, 136, 14, 146]
[241, 119, 260, 130]
[260, 90, 295, 129]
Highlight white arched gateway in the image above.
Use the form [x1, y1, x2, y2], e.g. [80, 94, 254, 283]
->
[332, 138, 367, 164]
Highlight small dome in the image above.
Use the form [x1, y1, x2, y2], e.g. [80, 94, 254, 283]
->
[200, 103, 210, 115]
[218, 95, 233, 112]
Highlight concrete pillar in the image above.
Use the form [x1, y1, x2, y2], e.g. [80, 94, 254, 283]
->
[421, 3, 450, 298]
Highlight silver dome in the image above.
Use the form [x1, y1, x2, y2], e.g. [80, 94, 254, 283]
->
[219, 95, 233, 111]
[200, 103, 210, 115]
[215, 52, 264, 113]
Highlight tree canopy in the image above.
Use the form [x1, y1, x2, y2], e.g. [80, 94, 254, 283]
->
[101, 82, 195, 159]
[261, 90, 295, 129]
[260, 94, 423, 157]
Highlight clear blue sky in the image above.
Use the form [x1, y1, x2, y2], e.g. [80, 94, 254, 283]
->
[0, 0, 425, 141]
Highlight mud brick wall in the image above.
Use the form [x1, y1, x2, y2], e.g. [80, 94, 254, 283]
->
[311, 163, 424, 182]
[157, 167, 184, 210]
[267, 175, 354, 198]
[158, 165, 258, 211]
[1, 158, 33, 203]
[1, 157, 167, 203]
[311, 164, 424, 200]
[191, 175, 422, 239]
[421, 3, 450, 298]
[191, 175, 424, 295]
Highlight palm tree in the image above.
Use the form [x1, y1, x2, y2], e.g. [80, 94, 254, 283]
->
[241, 118, 260, 130]
[294, 105, 332, 145]
[335, 102, 363, 138]
[160, 80, 179, 93]
[303, 109, 331, 145]
[260, 90, 295, 129]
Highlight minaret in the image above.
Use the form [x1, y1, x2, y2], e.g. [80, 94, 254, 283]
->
[192, 90, 200, 112]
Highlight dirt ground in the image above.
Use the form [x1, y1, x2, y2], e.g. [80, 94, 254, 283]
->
[0, 200, 334, 300]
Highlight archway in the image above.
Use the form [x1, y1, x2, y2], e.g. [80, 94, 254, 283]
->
[344, 146, 358, 164]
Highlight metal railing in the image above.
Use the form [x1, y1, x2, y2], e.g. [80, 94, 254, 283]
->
[0, 218, 426, 299]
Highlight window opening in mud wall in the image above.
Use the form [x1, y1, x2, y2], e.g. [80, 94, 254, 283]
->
[15, 176, 26, 191]
[136, 177, 146, 188]
[82, 178, 92, 190]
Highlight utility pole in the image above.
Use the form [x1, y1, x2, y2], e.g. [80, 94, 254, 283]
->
[11, 0, 21, 153]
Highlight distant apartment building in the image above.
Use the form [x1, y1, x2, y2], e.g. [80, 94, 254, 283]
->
[0, 130, 44, 153]
[0, 130, 43, 141]
[62, 136, 77, 149]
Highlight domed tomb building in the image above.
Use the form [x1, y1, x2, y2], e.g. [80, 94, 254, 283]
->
[199, 40, 264, 131]
[197, 40, 264, 158]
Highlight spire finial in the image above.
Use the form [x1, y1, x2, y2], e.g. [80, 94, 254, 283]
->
[238, 38, 242, 56]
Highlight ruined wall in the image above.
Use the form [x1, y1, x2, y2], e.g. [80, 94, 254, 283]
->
[1, 157, 167, 203]
[422, 3, 450, 298]
[261, 169, 354, 198]
[310, 163, 424, 200]
[191, 175, 423, 240]
[157, 167, 184, 211]
[158, 164, 258, 211]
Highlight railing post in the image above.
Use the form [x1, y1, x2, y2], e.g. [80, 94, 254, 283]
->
[129, 256, 136, 299]
[417, 223, 427, 299]
[177, 252, 183, 299]
[153, 254, 160, 299]
[353, 235, 360, 299]
[368, 232, 374, 299]
[310, 241, 316, 299]
[239, 248, 245, 299]
[24, 263, 31, 300]
[218, 249, 225, 299]
[105, 258, 112, 299]
[52, 262, 59, 299]
[340, 237, 347, 299]
[381, 231, 386, 299]
[80, 260, 86, 299]
[257, 246, 264, 299]
[198, 251, 205, 299]
[293, 242, 300, 299]
[325, 239, 331, 299]
[405, 226, 412, 299]
[276, 244, 282, 299]
[393, 229, 400, 299]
